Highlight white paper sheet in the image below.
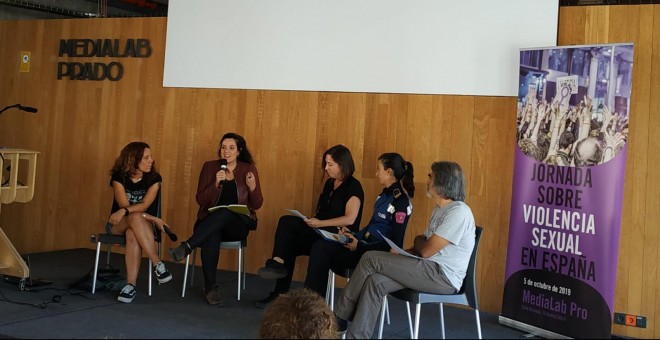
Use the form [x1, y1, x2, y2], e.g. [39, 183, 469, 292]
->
[378, 231, 424, 260]
[286, 209, 308, 220]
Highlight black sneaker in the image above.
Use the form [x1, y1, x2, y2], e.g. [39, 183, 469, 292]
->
[257, 259, 288, 279]
[335, 314, 348, 333]
[117, 283, 136, 303]
[255, 291, 279, 309]
[154, 262, 172, 284]
[168, 242, 190, 263]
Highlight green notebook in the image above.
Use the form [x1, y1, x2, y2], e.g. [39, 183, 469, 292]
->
[208, 204, 250, 215]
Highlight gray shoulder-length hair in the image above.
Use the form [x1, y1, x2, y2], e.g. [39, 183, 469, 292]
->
[430, 161, 466, 202]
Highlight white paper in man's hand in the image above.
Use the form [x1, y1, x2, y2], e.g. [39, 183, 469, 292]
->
[286, 209, 308, 220]
[378, 231, 424, 260]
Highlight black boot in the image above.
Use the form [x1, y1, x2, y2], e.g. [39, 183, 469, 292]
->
[168, 242, 191, 262]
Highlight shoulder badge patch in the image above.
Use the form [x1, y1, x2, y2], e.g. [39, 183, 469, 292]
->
[395, 212, 406, 224]
[393, 188, 401, 199]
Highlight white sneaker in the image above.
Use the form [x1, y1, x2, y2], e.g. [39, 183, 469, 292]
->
[154, 262, 172, 284]
[117, 284, 136, 303]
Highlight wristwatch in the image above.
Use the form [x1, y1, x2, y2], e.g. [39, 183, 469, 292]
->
[123, 207, 130, 216]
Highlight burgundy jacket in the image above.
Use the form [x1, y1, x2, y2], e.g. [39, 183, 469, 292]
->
[195, 159, 264, 221]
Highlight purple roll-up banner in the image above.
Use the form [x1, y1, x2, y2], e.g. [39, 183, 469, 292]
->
[499, 44, 633, 339]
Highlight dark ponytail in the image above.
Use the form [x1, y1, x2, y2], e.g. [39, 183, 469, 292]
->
[378, 153, 415, 198]
[402, 161, 415, 198]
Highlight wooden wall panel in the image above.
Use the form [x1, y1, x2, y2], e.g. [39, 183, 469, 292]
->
[625, 6, 652, 339]
[650, 7, 660, 337]
[558, 5, 660, 338]
[1, 7, 658, 336]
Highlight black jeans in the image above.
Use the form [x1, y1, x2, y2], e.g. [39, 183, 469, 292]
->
[271, 215, 336, 294]
[304, 239, 363, 297]
[187, 209, 250, 292]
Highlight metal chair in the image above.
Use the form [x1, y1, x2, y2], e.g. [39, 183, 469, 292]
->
[181, 238, 247, 300]
[326, 267, 352, 310]
[326, 267, 391, 327]
[378, 226, 483, 339]
[92, 189, 162, 295]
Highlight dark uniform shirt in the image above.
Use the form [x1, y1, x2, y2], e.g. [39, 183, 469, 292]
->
[355, 181, 412, 252]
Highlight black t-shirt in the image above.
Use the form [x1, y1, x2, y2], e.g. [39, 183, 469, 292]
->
[314, 176, 364, 232]
[109, 172, 162, 216]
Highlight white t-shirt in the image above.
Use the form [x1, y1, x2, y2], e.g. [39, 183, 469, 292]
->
[424, 201, 476, 290]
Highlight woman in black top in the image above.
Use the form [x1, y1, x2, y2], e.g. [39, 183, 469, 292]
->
[107, 142, 175, 303]
[256, 145, 364, 308]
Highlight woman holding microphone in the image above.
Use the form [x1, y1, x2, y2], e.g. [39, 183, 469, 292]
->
[169, 132, 263, 306]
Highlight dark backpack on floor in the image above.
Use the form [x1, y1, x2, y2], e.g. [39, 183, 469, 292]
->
[69, 267, 127, 292]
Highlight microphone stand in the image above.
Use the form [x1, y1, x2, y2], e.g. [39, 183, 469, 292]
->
[0, 105, 20, 183]
[0, 104, 20, 116]
[0, 105, 50, 289]
[0, 104, 38, 117]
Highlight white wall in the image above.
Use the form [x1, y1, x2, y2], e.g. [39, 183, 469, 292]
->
[163, 0, 558, 96]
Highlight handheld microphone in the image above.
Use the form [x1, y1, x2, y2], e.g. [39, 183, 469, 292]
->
[219, 159, 228, 183]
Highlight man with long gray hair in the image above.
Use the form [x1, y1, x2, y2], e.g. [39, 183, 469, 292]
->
[334, 161, 476, 339]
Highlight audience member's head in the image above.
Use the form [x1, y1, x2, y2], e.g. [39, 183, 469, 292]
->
[574, 136, 603, 167]
[558, 130, 576, 151]
[519, 138, 539, 161]
[536, 133, 551, 161]
[259, 288, 337, 339]
[621, 122, 629, 137]
[544, 154, 561, 166]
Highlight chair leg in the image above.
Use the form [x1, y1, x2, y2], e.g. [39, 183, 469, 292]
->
[406, 302, 414, 339]
[190, 249, 196, 286]
[105, 244, 112, 266]
[475, 309, 482, 339]
[377, 295, 388, 339]
[148, 259, 152, 296]
[385, 295, 391, 325]
[237, 246, 242, 300]
[440, 303, 445, 339]
[242, 246, 247, 290]
[182, 254, 190, 297]
[92, 241, 102, 294]
[329, 271, 336, 311]
[325, 271, 331, 304]
[413, 303, 421, 339]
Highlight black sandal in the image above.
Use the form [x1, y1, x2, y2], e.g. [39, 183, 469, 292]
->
[163, 225, 178, 242]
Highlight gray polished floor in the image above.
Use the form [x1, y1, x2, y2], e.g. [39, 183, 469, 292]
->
[0, 248, 538, 339]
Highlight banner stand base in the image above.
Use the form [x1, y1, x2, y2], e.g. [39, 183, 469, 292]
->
[498, 315, 572, 339]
